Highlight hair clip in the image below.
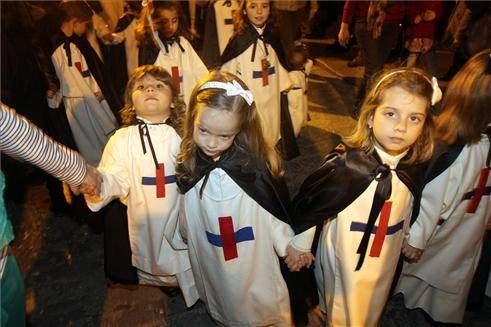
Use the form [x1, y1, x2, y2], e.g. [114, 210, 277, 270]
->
[198, 80, 254, 105]
[430, 76, 442, 106]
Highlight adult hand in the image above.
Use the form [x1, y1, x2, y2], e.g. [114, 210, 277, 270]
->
[338, 23, 350, 48]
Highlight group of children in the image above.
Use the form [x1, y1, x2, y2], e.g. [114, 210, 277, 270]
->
[43, 0, 490, 326]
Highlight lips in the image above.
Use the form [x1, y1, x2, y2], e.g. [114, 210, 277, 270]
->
[145, 96, 158, 101]
[389, 137, 404, 144]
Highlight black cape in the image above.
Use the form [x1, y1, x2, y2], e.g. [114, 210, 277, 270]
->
[50, 31, 123, 115]
[220, 22, 288, 70]
[177, 145, 315, 325]
[138, 30, 186, 67]
[293, 146, 426, 270]
[219, 24, 299, 160]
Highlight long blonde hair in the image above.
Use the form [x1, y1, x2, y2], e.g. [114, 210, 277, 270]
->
[176, 70, 282, 185]
[434, 49, 491, 145]
[119, 65, 185, 133]
[344, 67, 435, 164]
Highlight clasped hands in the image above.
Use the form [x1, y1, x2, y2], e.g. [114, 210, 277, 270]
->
[284, 245, 314, 272]
[70, 164, 102, 200]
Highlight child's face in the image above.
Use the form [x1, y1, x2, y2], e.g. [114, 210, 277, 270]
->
[245, 0, 270, 28]
[193, 107, 241, 160]
[157, 8, 178, 38]
[73, 20, 90, 36]
[368, 86, 427, 156]
[131, 75, 173, 123]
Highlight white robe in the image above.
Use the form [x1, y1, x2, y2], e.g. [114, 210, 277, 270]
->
[153, 36, 209, 108]
[86, 121, 198, 307]
[315, 147, 413, 327]
[221, 38, 291, 147]
[287, 70, 308, 137]
[50, 42, 118, 165]
[169, 167, 294, 326]
[397, 134, 491, 323]
[214, 0, 239, 54]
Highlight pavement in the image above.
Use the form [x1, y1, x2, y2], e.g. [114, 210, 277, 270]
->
[8, 46, 491, 326]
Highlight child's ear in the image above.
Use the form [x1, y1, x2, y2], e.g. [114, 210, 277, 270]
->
[367, 114, 374, 129]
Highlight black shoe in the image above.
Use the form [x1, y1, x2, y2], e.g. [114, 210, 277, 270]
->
[159, 286, 182, 297]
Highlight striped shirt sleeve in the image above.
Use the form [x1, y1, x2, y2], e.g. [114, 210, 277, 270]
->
[0, 103, 87, 186]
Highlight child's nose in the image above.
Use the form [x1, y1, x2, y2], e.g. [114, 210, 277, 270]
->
[394, 120, 407, 132]
[257, 7, 262, 14]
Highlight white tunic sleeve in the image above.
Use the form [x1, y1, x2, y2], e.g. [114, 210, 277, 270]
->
[268, 215, 295, 257]
[407, 171, 450, 249]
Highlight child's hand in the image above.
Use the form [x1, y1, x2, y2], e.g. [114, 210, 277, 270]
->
[94, 91, 104, 102]
[308, 306, 326, 327]
[284, 244, 314, 272]
[401, 239, 423, 263]
[414, 14, 422, 25]
[73, 165, 102, 197]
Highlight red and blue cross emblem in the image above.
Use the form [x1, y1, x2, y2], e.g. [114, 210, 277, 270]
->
[253, 59, 275, 86]
[350, 202, 404, 257]
[171, 66, 183, 94]
[206, 216, 255, 261]
[141, 163, 176, 198]
[462, 167, 490, 214]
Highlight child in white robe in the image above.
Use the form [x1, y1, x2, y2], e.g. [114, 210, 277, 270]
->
[397, 49, 491, 324]
[287, 45, 313, 137]
[294, 67, 441, 326]
[135, 0, 208, 108]
[220, 0, 292, 148]
[49, 1, 118, 165]
[84, 65, 198, 307]
[167, 71, 313, 326]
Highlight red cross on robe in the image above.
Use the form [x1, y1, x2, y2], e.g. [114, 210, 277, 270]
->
[370, 201, 392, 257]
[171, 66, 181, 94]
[467, 167, 490, 213]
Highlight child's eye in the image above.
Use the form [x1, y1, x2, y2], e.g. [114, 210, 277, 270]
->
[172, 18, 178, 24]
[220, 135, 231, 141]
[135, 85, 144, 90]
[384, 111, 395, 118]
[156, 83, 165, 89]
[409, 116, 422, 123]
[199, 128, 208, 135]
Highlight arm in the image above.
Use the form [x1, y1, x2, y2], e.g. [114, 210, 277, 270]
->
[405, 168, 451, 251]
[0, 104, 86, 186]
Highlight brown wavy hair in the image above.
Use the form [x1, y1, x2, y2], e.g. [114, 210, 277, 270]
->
[176, 70, 282, 186]
[344, 67, 435, 164]
[434, 49, 491, 145]
[233, 0, 277, 35]
[119, 65, 185, 133]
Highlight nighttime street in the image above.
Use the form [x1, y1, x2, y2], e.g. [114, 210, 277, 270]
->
[6, 48, 491, 326]
[2, 0, 491, 326]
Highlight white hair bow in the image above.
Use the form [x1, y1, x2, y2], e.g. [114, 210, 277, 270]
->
[430, 76, 442, 106]
[199, 80, 254, 105]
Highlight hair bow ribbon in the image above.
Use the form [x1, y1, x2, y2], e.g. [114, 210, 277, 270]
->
[199, 80, 254, 106]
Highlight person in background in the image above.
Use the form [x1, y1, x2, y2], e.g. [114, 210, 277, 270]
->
[0, 103, 99, 326]
[136, 0, 208, 108]
[397, 49, 491, 324]
[338, 0, 405, 117]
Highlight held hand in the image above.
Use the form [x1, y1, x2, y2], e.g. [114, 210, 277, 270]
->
[284, 244, 314, 272]
[338, 23, 350, 48]
[78, 165, 102, 197]
[94, 91, 104, 102]
[414, 15, 422, 25]
[401, 239, 423, 263]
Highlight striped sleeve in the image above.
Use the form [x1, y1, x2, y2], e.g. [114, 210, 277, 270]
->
[0, 103, 87, 186]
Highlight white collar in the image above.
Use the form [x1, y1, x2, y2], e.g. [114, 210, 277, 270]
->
[374, 143, 409, 169]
